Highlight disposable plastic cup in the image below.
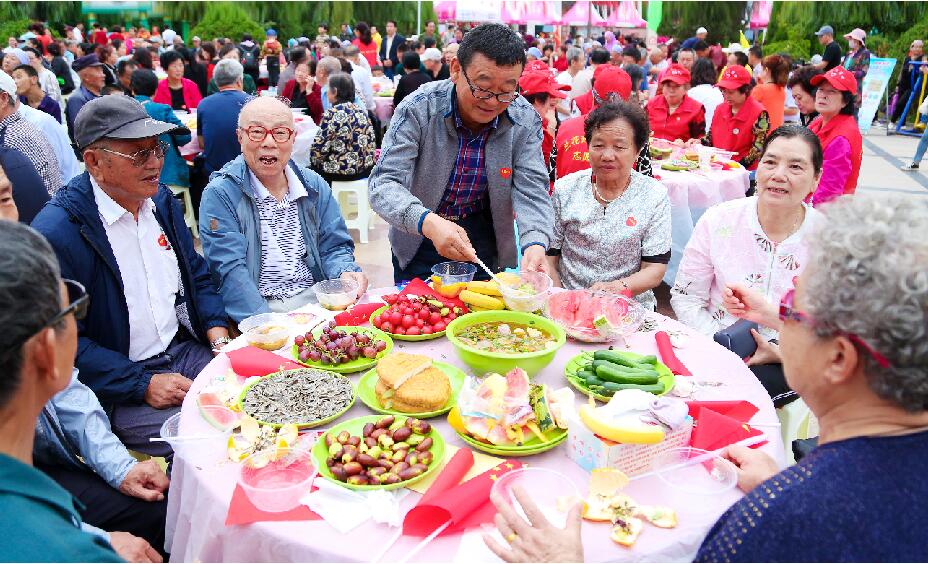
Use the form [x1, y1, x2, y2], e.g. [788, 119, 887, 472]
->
[158, 408, 234, 461]
[430, 261, 477, 285]
[491, 467, 581, 528]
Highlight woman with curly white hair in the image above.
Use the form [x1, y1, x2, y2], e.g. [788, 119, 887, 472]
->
[483, 193, 928, 563]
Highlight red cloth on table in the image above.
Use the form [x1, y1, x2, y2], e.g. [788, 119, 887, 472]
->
[225, 484, 321, 526]
[226, 346, 302, 377]
[690, 406, 764, 451]
[334, 302, 386, 326]
[686, 400, 759, 422]
[399, 278, 466, 309]
[655, 331, 692, 376]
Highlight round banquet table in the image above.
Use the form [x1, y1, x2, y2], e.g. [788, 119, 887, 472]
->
[374, 96, 395, 123]
[654, 166, 750, 286]
[165, 289, 784, 563]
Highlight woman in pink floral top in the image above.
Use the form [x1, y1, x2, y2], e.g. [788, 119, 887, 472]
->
[671, 125, 825, 402]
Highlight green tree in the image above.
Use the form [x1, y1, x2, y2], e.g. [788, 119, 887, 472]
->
[655, 1, 747, 46]
[190, 3, 264, 43]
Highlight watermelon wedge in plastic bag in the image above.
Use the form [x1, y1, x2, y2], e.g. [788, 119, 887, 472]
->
[545, 290, 645, 343]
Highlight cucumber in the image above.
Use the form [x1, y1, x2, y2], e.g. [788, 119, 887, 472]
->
[637, 355, 658, 365]
[593, 350, 640, 368]
[595, 363, 660, 385]
[605, 382, 665, 394]
[577, 369, 598, 381]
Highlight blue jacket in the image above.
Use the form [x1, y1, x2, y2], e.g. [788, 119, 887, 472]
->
[34, 370, 136, 489]
[31, 172, 228, 406]
[199, 155, 361, 322]
[135, 95, 192, 187]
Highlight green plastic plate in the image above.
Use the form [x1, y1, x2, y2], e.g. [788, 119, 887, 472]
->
[563, 350, 675, 402]
[447, 407, 567, 456]
[312, 415, 446, 491]
[291, 326, 394, 373]
[236, 368, 356, 429]
[368, 305, 447, 341]
[357, 361, 466, 418]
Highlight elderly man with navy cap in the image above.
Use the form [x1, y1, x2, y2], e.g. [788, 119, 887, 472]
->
[32, 95, 230, 458]
[65, 53, 107, 145]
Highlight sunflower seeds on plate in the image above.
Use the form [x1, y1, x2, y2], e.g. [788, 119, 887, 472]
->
[242, 368, 353, 425]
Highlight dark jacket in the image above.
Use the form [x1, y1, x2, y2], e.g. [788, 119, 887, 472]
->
[31, 173, 228, 406]
[394, 70, 432, 108]
[378, 33, 406, 69]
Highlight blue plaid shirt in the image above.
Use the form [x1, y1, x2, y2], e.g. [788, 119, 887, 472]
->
[435, 92, 500, 218]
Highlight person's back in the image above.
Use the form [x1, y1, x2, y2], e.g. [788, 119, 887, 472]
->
[697, 430, 928, 562]
[198, 89, 251, 174]
[394, 70, 431, 107]
[751, 82, 785, 130]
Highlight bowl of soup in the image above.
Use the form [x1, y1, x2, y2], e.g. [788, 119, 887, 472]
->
[445, 311, 566, 377]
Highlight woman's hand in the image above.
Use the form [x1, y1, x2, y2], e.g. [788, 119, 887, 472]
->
[340, 271, 369, 299]
[724, 445, 781, 493]
[722, 283, 780, 329]
[590, 280, 628, 296]
[746, 329, 782, 366]
[482, 486, 585, 563]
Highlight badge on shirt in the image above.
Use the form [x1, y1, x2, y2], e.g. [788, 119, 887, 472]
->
[158, 233, 172, 250]
[626, 216, 638, 227]
[499, 167, 512, 179]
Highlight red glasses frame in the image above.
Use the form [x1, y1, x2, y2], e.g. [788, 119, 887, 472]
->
[778, 288, 891, 369]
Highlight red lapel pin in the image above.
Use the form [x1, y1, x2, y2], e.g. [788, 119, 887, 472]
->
[626, 216, 638, 227]
[500, 167, 512, 179]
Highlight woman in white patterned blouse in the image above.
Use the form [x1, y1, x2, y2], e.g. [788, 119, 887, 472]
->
[547, 101, 672, 311]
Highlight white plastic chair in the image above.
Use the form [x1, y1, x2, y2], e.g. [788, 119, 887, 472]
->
[330, 179, 372, 244]
[776, 397, 816, 464]
[167, 185, 198, 239]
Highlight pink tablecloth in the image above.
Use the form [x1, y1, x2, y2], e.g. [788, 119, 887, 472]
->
[165, 291, 783, 562]
[654, 167, 750, 285]
[374, 96, 394, 123]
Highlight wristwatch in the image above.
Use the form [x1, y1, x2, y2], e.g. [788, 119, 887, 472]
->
[210, 336, 232, 351]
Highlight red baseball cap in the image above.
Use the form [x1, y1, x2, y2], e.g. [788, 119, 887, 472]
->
[519, 69, 570, 99]
[659, 63, 691, 85]
[524, 60, 550, 73]
[810, 65, 858, 95]
[716, 65, 752, 90]
[593, 65, 632, 101]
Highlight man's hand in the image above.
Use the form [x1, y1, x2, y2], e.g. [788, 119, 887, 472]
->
[108, 532, 162, 563]
[383, 58, 393, 67]
[340, 271, 369, 298]
[724, 445, 781, 493]
[144, 373, 191, 409]
[482, 486, 584, 563]
[746, 329, 782, 366]
[421, 213, 477, 262]
[520, 245, 548, 274]
[119, 459, 169, 502]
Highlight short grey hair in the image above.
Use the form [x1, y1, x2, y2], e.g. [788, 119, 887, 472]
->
[317, 56, 342, 78]
[0, 221, 62, 408]
[566, 46, 583, 64]
[344, 45, 360, 57]
[213, 58, 243, 88]
[804, 194, 928, 411]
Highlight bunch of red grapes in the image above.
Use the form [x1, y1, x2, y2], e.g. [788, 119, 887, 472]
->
[371, 294, 468, 336]
[295, 321, 387, 365]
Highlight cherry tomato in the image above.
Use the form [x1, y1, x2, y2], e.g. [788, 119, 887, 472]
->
[422, 326, 434, 335]
[446, 312, 457, 321]
[428, 312, 442, 325]
[416, 318, 425, 328]
[381, 321, 393, 333]
[403, 307, 414, 316]
[417, 309, 429, 321]
[371, 316, 381, 329]
[402, 315, 415, 329]
[389, 311, 402, 326]
[384, 294, 397, 305]
[394, 326, 407, 335]
[433, 321, 446, 332]
[406, 326, 421, 336]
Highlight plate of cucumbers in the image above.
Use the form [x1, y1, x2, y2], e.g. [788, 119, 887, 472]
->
[564, 349, 675, 401]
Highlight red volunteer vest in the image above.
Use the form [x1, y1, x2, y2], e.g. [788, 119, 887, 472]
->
[808, 114, 862, 195]
[710, 96, 765, 169]
[554, 117, 590, 179]
[647, 94, 705, 142]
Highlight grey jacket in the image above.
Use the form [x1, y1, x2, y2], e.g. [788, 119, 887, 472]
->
[369, 80, 554, 270]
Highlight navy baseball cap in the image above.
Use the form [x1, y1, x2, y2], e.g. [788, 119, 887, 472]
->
[72, 54, 105, 72]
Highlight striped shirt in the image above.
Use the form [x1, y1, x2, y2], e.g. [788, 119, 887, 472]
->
[435, 92, 499, 218]
[0, 111, 62, 194]
[250, 168, 315, 300]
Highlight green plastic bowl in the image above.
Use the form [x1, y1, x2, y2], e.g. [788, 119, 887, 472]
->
[445, 310, 566, 377]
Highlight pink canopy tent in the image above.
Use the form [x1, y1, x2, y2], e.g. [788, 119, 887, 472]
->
[434, 0, 457, 21]
[558, 1, 606, 26]
[502, 1, 562, 25]
[749, 0, 773, 30]
[602, 1, 647, 27]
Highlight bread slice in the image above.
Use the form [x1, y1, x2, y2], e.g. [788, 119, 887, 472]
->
[375, 353, 432, 391]
[376, 367, 451, 413]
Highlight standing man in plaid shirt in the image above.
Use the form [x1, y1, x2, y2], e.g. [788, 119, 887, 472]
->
[369, 23, 554, 282]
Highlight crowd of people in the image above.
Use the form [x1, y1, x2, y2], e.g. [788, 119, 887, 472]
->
[1, 17, 926, 564]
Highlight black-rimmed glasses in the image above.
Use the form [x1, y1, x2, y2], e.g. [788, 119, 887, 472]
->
[98, 142, 168, 167]
[5, 279, 88, 352]
[461, 68, 520, 103]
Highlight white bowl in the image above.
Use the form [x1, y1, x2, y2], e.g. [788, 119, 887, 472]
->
[238, 313, 292, 351]
[313, 278, 360, 311]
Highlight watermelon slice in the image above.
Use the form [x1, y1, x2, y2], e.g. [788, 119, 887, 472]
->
[546, 290, 644, 343]
[197, 392, 241, 431]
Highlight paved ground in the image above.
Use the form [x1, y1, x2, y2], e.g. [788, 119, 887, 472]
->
[354, 127, 928, 302]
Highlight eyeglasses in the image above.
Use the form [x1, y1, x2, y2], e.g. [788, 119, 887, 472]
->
[4, 279, 89, 353]
[461, 68, 520, 103]
[778, 288, 891, 368]
[98, 142, 167, 167]
[239, 125, 295, 143]
[591, 88, 621, 106]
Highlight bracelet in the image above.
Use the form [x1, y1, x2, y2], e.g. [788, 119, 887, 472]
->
[210, 336, 232, 350]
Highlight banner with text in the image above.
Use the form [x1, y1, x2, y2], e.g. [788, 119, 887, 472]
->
[858, 57, 896, 133]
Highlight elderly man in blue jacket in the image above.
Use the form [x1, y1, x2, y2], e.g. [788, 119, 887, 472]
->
[199, 96, 367, 323]
[31, 95, 230, 458]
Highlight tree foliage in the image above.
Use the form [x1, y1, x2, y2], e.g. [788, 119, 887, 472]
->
[655, 1, 747, 46]
[189, 3, 265, 43]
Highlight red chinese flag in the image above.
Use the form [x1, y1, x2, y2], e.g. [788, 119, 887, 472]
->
[686, 400, 759, 423]
[226, 346, 302, 377]
[690, 407, 764, 451]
